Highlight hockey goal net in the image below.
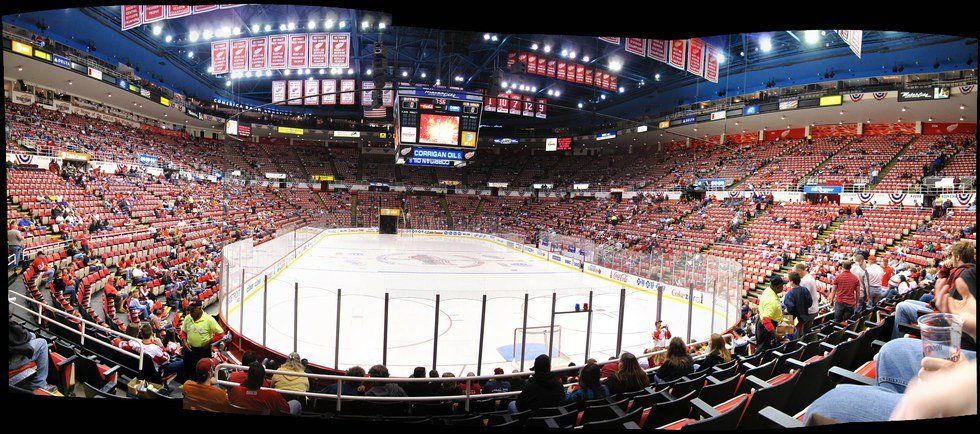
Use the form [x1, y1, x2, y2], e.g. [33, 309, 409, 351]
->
[512, 325, 562, 360]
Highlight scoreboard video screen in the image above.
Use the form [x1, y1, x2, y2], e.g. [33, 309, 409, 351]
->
[394, 85, 483, 167]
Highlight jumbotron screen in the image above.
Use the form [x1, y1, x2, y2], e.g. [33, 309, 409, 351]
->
[394, 86, 483, 167]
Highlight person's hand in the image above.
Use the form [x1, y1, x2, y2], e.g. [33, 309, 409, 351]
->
[918, 354, 969, 382]
[934, 278, 977, 339]
[891, 359, 977, 420]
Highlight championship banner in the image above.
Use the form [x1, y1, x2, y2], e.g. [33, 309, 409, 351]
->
[557, 61, 567, 81]
[546, 59, 556, 77]
[271, 81, 286, 104]
[600, 71, 610, 90]
[230, 39, 248, 72]
[704, 44, 720, 83]
[609, 75, 618, 91]
[321, 79, 337, 105]
[121, 5, 142, 30]
[142, 5, 165, 23]
[575, 64, 585, 83]
[248, 37, 268, 70]
[687, 38, 705, 77]
[361, 81, 375, 106]
[304, 78, 320, 106]
[522, 95, 535, 117]
[269, 35, 288, 69]
[536, 98, 547, 119]
[506, 52, 516, 69]
[527, 53, 538, 74]
[309, 33, 329, 68]
[837, 30, 862, 58]
[496, 92, 510, 113]
[382, 82, 394, 107]
[329, 33, 350, 68]
[625, 38, 646, 56]
[288, 34, 309, 69]
[211, 41, 230, 74]
[647, 39, 668, 62]
[668, 40, 686, 70]
[166, 5, 191, 18]
[339, 79, 356, 105]
[537, 57, 547, 76]
[287, 80, 303, 105]
[584, 68, 593, 86]
[193, 5, 219, 13]
[599, 37, 621, 44]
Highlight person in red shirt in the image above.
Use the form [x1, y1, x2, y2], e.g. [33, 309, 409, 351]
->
[228, 362, 297, 415]
[830, 260, 861, 323]
[227, 351, 269, 387]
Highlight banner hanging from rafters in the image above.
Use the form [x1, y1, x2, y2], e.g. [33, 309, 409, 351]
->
[120, 5, 244, 30]
[837, 30, 863, 58]
[211, 33, 350, 74]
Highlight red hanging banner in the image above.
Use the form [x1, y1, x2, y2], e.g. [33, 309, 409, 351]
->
[625, 38, 646, 56]
[647, 39, 668, 63]
[269, 35, 288, 69]
[309, 33, 329, 68]
[229, 39, 248, 72]
[121, 5, 142, 30]
[687, 38, 705, 77]
[288, 34, 309, 69]
[328, 33, 350, 69]
[210, 41, 229, 74]
[668, 39, 686, 70]
[248, 37, 268, 71]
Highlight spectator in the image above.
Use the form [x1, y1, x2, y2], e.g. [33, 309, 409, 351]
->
[229, 362, 300, 415]
[783, 271, 815, 336]
[320, 366, 364, 396]
[651, 319, 671, 348]
[757, 275, 785, 353]
[483, 368, 511, 393]
[510, 354, 565, 413]
[228, 351, 265, 386]
[831, 260, 861, 323]
[180, 300, 224, 382]
[9, 321, 54, 392]
[509, 369, 526, 391]
[892, 241, 974, 340]
[865, 255, 886, 306]
[459, 372, 482, 395]
[604, 352, 651, 395]
[401, 366, 430, 396]
[270, 352, 310, 394]
[795, 262, 821, 317]
[7, 224, 24, 270]
[181, 358, 230, 408]
[363, 365, 407, 397]
[655, 337, 695, 383]
[698, 333, 732, 371]
[565, 363, 607, 404]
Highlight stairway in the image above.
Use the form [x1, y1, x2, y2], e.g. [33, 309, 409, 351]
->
[440, 195, 453, 229]
[796, 138, 852, 188]
[350, 194, 359, 226]
[867, 136, 917, 190]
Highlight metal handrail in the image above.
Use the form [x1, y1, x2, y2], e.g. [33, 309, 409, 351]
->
[8, 289, 144, 370]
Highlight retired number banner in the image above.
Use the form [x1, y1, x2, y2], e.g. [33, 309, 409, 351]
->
[321, 79, 337, 105]
[287, 80, 303, 105]
[339, 79, 356, 105]
[304, 79, 320, 106]
[271, 81, 286, 104]
[704, 44, 719, 83]
[647, 39, 668, 62]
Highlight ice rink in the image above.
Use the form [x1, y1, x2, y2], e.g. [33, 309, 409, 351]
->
[227, 232, 732, 376]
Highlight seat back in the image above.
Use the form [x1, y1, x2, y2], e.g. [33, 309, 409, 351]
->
[682, 395, 749, 431]
[783, 352, 836, 415]
[737, 370, 800, 429]
[698, 374, 740, 407]
[641, 390, 696, 430]
[669, 373, 708, 399]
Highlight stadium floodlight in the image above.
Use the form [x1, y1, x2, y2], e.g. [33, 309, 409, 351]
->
[189, 31, 200, 42]
[618, 86, 625, 93]
[202, 29, 213, 40]
[600, 94, 606, 100]
[759, 36, 773, 52]
[577, 102, 584, 108]
[420, 71, 427, 78]
[265, 70, 272, 77]
[324, 19, 334, 29]
[609, 59, 623, 71]
[401, 70, 409, 77]
[655, 73, 661, 81]
[264, 24, 272, 32]
[455, 75, 464, 82]
[501, 81, 509, 88]
[283, 69, 291, 76]
[491, 35, 498, 41]
[717, 52, 726, 64]
[187, 51, 194, 58]
[347, 68, 354, 75]
[483, 33, 491, 40]
[152, 25, 162, 36]
[543, 45, 551, 53]
[287, 22, 296, 30]
[546, 89, 553, 96]
[338, 20, 347, 29]
[560, 49, 568, 57]
[531, 43, 539, 50]
[803, 30, 820, 45]
[530, 86, 537, 92]
[553, 90, 560, 97]
[362, 20, 370, 29]
[252, 24, 260, 33]
[222, 26, 232, 37]
[308, 20, 316, 29]
[569, 51, 577, 60]
[233, 27, 242, 35]
[245, 71, 252, 78]
[319, 68, 325, 74]
[582, 55, 590, 62]
[164, 35, 172, 43]
[366, 68, 373, 75]
[305, 69, 311, 75]
[378, 22, 387, 30]
[225, 80, 231, 87]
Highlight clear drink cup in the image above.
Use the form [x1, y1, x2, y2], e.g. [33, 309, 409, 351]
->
[918, 313, 963, 361]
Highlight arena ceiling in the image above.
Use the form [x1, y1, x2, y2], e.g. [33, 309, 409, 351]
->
[3, 5, 977, 134]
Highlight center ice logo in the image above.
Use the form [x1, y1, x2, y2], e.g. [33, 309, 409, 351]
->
[376, 253, 484, 268]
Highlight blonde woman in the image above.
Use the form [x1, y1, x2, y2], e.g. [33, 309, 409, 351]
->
[699, 333, 732, 370]
[270, 352, 310, 393]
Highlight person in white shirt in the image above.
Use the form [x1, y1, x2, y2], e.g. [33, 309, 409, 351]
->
[851, 252, 871, 309]
[865, 255, 886, 305]
[795, 262, 821, 315]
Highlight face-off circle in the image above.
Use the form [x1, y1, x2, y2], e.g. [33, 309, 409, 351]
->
[376, 252, 485, 268]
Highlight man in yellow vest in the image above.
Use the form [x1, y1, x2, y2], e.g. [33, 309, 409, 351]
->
[180, 300, 224, 382]
[756, 275, 785, 354]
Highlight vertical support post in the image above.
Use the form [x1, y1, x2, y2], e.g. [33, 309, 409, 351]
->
[519, 293, 529, 371]
[585, 291, 593, 363]
[432, 294, 440, 371]
[293, 282, 299, 353]
[80, 323, 86, 345]
[383, 292, 389, 366]
[548, 292, 557, 358]
[615, 287, 626, 357]
[710, 279, 717, 333]
[262, 274, 268, 346]
[656, 286, 664, 323]
[238, 268, 244, 347]
[687, 285, 695, 343]
[725, 273, 732, 329]
[335, 379, 343, 412]
[476, 294, 487, 375]
[335, 288, 341, 370]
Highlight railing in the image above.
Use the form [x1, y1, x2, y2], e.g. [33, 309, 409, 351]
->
[214, 332, 734, 412]
[8, 289, 144, 370]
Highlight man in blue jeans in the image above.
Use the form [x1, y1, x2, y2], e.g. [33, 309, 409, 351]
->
[892, 299, 935, 339]
[805, 338, 976, 423]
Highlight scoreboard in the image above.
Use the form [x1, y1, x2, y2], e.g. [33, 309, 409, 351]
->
[394, 85, 483, 167]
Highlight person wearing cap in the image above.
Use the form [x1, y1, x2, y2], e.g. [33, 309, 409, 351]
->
[229, 362, 298, 415]
[180, 300, 224, 382]
[756, 275, 785, 353]
[483, 367, 512, 394]
[831, 260, 862, 323]
[181, 358, 231, 409]
[509, 354, 565, 413]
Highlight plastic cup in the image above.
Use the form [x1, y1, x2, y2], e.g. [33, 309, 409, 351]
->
[918, 313, 963, 361]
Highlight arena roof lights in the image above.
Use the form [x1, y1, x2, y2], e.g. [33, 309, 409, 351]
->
[759, 35, 773, 52]
[803, 30, 821, 45]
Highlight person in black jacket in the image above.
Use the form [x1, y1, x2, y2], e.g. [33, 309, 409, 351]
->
[783, 271, 815, 338]
[603, 352, 650, 395]
[509, 354, 565, 413]
[402, 366, 430, 396]
[655, 337, 694, 384]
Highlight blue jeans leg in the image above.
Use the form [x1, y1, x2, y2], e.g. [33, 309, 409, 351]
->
[28, 338, 50, 390]
[875, 337, 977, 394]
[892, 300, 932, 339]
[804, 384, 903, 423]
[919, 294, 934, 304]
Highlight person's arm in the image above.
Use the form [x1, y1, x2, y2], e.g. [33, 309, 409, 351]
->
[935, 277, 977, 340]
